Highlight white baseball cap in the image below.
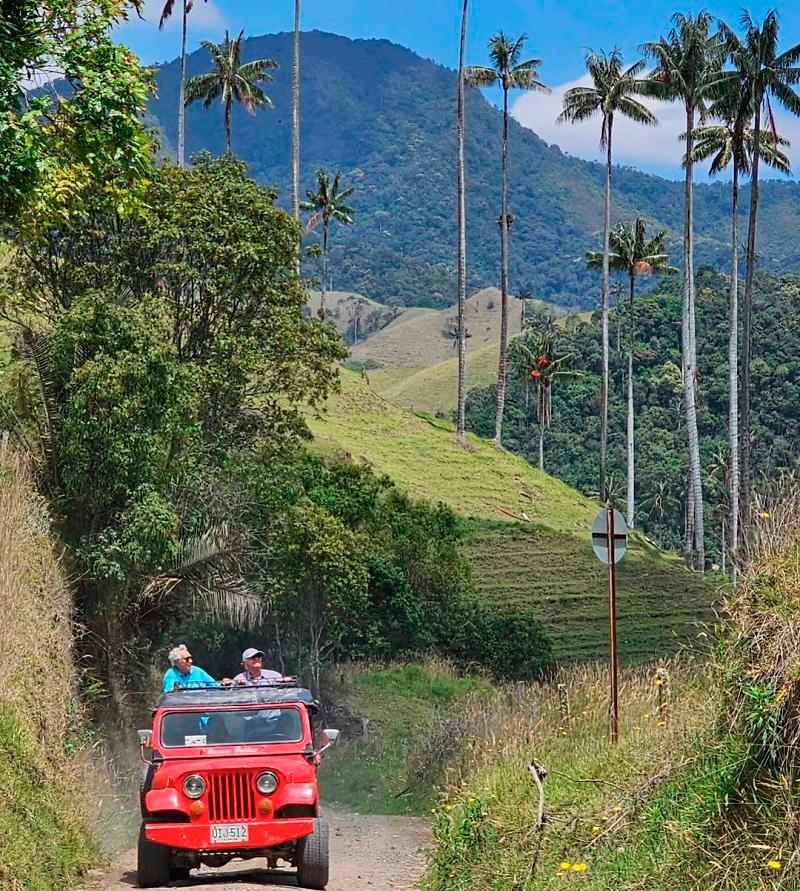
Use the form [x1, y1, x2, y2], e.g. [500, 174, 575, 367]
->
[242, 647, 265, 661]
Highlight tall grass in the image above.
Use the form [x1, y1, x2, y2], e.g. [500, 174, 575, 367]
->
[425, 660, 719, 890]
[0, 450, 95, 889]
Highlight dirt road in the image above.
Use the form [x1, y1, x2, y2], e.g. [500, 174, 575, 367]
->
[83, 810, 430, 891]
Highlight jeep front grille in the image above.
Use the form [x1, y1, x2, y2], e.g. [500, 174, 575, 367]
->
[207, 771, 257, 822]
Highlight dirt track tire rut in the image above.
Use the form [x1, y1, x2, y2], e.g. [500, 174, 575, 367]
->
[81, 809, 430, 891]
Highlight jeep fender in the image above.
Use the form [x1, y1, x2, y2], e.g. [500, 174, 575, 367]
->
[145, 787, 186, 816]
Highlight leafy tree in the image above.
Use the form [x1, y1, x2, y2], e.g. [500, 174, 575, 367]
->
[159, 0, 207, 167]
[0, 0, 151, 228]
[272, 503, 370, 691]
[691, 92, 790, 570]
[302, 169, 355, 319]
[558, 49, 656, 502]
[719, 11, 800, 543]
[1, 157, 346, 707]
[644, 12, 723, 570]
[588, 219, 676, 526]
[185, 30, 277, 155]
[456, 0, 470, 444]
[466, 33, 548, 448]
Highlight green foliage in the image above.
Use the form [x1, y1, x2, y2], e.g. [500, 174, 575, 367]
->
[466, 270, 800, 559]
[0, 1, 152, 227]
[0, 705, 95, 890]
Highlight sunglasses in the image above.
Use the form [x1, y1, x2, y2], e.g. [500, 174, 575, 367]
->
[179, 655, 194, 662]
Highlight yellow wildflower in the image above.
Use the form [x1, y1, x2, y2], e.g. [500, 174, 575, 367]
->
[591, 825, 600, 833]
[655, 678, 663, 686]
[767, 860, 781, 870]
[571, 863, 589, 872]
[559, 861, 571, 871]
[612, 804, 623, 813]
[760, 511, 770, 519]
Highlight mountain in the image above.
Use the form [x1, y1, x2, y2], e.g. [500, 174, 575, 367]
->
[146, 30, 800, 309]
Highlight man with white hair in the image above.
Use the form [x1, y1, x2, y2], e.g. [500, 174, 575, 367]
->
[162, 644, 217, 693]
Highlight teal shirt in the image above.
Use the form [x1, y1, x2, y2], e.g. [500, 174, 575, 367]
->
[162, 665, 217, 693]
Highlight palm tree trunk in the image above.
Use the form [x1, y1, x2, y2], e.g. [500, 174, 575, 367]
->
[456, 0, 469, 444]
[225, 96, 232, 155]
[321, 221, 328, 319]
[741, 105, 761, 548]
[626, 271, 635, 528]
[539, 423, 544, 471]
[599, 116, 612, 501]
[178, 0, 188, 168]
[729, 157, 740, 579]
[291, 0, 301, 220]
[493, 85, 511, 447]
[683, 104, 704, 570]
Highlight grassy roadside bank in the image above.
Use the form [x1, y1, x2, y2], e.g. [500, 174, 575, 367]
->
[0, 452, 96, 890]
[320, 661, 491, 815]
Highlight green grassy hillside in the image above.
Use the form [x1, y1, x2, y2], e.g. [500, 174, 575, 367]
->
[369, 344, 498, 415]
[308, 373, 717, 663]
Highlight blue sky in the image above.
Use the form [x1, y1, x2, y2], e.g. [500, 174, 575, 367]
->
[120, 1, 800, 179]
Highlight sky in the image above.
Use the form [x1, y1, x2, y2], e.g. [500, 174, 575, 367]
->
[118, 1, 800, 180]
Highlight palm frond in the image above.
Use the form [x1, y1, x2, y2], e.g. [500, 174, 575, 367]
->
[185, 72, 222, 107]
[159, 0, 176, 29]
[141, 523, 263, 628]
[464, 66, 497, 88]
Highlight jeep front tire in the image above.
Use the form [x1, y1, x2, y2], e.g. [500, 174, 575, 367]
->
[137, 822, 171, 888]
[296, 818, 329, 889]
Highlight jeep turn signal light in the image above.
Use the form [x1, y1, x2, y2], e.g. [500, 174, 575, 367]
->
[257, 798, 274, 816]
[188, 800, 206, 818]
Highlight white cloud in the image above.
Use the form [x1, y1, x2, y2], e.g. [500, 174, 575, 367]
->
[512, 73, 800, 181]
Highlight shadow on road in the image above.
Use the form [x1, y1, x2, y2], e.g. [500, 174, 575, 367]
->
[116, 866, 299, 888]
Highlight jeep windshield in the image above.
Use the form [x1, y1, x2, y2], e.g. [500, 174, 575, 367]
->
[160, 706, 303, 747]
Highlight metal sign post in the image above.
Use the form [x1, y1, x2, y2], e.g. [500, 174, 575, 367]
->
[591, 507, 628, 744]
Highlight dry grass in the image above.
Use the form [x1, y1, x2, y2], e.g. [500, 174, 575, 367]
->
[0, 449, 76, 738]
[0, 448, 96, 888]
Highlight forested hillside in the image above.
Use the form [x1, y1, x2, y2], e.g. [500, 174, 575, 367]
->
[465, 270, 800, 557]
[147, 30, 800, 308]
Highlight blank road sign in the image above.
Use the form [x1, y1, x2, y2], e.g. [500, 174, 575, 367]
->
[591, 509, 628, 565]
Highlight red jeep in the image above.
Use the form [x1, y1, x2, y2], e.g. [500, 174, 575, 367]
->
[136, 684, 340, 888]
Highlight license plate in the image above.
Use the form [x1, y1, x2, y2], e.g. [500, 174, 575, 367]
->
[210, 824, 249, 845]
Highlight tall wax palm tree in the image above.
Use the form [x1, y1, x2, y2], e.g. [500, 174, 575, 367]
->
[456, 0, 469, 445]
[719, 10, 800, 543]
[690, 94, 790, 576]
[466, 34, 548, 448]
[159, 0, 207, 168]
[291, 0, 301, 222]
[588, 219, 676, 528]
[643, 12, 722, 571]
[558, 49, 656, 502]
[302, 170, 355, 319]
[185, 31, 277, 156]
[516, 331, 577, 471]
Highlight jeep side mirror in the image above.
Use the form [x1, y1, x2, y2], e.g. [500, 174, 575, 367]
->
[319, 728, 340, 756]
[137, 729, 153, 762]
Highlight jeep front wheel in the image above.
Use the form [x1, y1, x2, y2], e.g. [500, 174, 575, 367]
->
[296, 819, 329, 890]
[136, 822, 171, 888]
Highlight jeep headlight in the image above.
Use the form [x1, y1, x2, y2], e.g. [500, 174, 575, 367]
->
[255, 771, 279, 795]
[183, 774, 206, 799]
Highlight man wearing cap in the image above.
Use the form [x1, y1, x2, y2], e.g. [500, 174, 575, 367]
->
[233, 648, 284, 686]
